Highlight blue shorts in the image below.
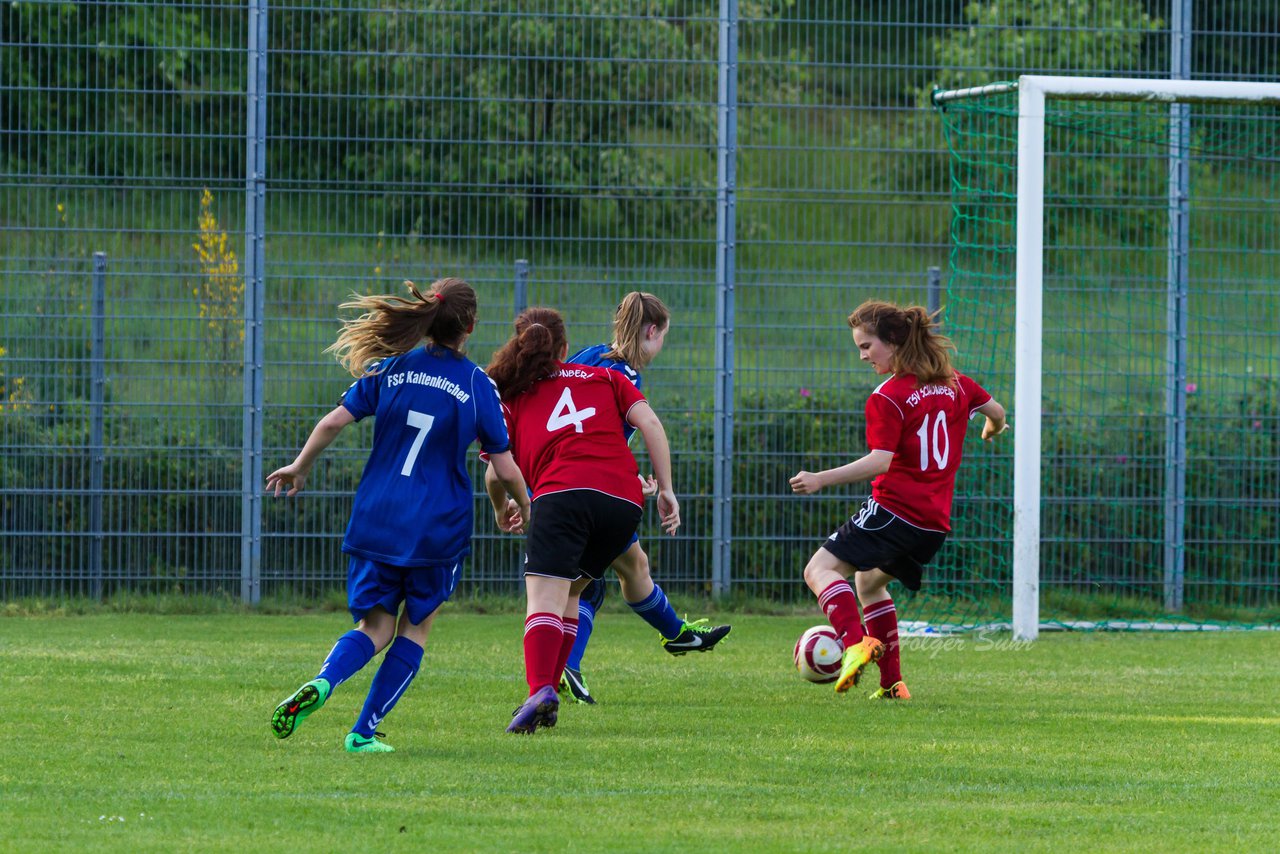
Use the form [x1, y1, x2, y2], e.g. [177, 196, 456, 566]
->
[346, 556, 460, 625]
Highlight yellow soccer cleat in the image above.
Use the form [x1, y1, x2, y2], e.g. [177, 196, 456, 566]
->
[834, 637, 884, 694]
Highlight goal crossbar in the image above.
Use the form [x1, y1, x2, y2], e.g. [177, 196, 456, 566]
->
[932, 75, 1280, 640]
[934, 75, 1280, 106]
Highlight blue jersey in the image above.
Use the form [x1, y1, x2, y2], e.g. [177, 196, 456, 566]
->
[340, 345, 509, 568]
[567, 343, 642, 441]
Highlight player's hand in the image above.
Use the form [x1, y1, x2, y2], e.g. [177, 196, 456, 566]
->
[789, 470, 824, 495]
[656, 489, 681, 535]
[495, 498, 527, 534]
[266, 464, 308, 497]
[639, 474, 659, 498]
[982, 418, 1009, 442]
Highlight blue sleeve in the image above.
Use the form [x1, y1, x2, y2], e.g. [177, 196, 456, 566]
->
[569, 344, 642, 391]
[341, 373, 381, 421]
[607, 360, 642, 391]
[472, 368, 510, 454]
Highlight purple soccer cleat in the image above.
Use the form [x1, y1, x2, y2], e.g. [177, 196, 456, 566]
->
[506, 684, 560, 734]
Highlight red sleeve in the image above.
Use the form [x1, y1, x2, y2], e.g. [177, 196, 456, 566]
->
[957, 373, 992, 413]
[864, 392, 903, 453]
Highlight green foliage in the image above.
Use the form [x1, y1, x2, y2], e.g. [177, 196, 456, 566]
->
[0, 409, 241, 593]
[930, 0, 1163, 95]
[2, 1, 242, 177]
[911, 0, 1166, 200]
[4, 375, 1276, 622]
[4, 2, 808, 251]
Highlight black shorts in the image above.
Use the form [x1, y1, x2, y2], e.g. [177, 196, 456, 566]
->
[525, 490, 643, 582]
[819, 498, 947, 591]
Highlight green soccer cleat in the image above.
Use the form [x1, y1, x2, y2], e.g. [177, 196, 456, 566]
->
[559, 667, 597, 705]
[345, 731, 395, 753]
[271, 678, 331, 739]
[661, 618, 732, 656]
[834, 637, 884, 694]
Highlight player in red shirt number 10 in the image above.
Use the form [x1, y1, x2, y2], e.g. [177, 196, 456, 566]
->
[789, 300, 1007, 700]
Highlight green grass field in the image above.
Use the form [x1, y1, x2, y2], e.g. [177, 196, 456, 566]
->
[2, 613, 1277, 852]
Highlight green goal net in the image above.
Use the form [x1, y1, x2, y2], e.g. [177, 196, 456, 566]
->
[933, 79, 1280, 632]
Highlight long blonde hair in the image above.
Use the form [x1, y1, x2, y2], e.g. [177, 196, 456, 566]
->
[847, 299, 956, 387]
[603, 291, 670, 369]
[326, 277, 477, 377]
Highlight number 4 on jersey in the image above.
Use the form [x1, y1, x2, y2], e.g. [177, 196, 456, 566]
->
[546, 387, 596, 433]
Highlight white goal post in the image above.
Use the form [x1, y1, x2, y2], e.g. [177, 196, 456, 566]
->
[932, 75, 1280, 641]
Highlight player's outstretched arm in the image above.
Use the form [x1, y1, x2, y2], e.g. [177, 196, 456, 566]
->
[628, 401, 680, 535]
[977, 398, 1008, 441]
[790, 449, 894, 495]
[485, 454, 531, 533]
[265, 405, 355, 497]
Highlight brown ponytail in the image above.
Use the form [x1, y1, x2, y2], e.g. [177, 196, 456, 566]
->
[487, 307, 567, 400]
[603, 291, 670, 369]
[326, 277, 478, 377]
[847, 300, 956, 387]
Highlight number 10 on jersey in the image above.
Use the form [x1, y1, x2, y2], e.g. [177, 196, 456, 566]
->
[916, 411, 950, 471]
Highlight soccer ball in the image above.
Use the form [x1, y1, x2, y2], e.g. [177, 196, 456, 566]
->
[793, 625, 844, 683]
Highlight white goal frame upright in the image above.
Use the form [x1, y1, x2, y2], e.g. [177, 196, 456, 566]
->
[933, 75, 1280, 640]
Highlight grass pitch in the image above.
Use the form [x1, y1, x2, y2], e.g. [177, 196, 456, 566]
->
[1, 613, 1277, 853]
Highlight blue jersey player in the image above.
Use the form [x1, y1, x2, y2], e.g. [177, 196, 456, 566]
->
[557, 292, 731, 705]
[267, 278, 530, 753]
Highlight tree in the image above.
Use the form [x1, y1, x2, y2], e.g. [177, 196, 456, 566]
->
[268, 0, 801, 250]
[2, 1, 243, 179]
[930, 0, 1163, 95]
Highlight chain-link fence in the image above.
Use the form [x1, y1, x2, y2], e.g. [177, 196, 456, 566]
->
[3, 2, 1277, 614]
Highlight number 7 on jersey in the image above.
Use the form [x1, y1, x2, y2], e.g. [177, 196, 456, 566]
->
[401, 409, 436, 476]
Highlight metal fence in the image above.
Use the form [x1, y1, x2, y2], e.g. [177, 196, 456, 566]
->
[3, 1, 1277, 607]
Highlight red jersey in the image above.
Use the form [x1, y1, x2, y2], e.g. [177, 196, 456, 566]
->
[864, 371, 992, 532]
[501, 363, 647, 506]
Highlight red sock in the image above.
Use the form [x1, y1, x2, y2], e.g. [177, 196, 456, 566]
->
[522, 612, 563, 694]
[818, 580, 863, 647]
[554, 617, 579, 681]
[862, 597, 901, 687]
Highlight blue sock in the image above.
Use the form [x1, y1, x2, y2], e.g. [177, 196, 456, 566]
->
[315, 630, 376, 689]
[352, 636, 423, 738]
[626, 584, 685, 640]
[566, 599, 597, 671]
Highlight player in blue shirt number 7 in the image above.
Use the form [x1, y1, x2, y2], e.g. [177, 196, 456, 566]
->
[266, 278, 530, 753]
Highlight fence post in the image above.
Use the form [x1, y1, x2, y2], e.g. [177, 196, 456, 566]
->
[514, 258, 530, 316]
[712, 0, 738, 600]
[90, 252, 107, 601]
[927, 265, 941, 320]
[1163, 0, 1192, 612]
[241, 0, 268, 605]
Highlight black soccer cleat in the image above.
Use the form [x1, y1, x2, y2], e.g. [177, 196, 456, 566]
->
[661, 619, 732, 656]
[558, 667, 597, 705]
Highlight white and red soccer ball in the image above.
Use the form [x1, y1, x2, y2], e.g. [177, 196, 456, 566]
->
[793, 624, 844, 683]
